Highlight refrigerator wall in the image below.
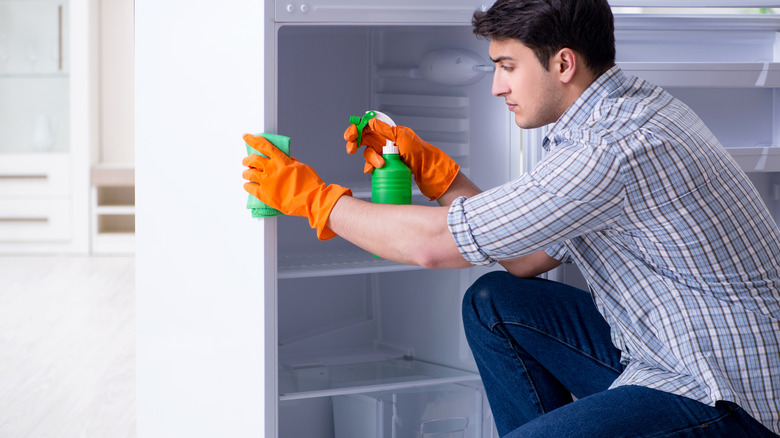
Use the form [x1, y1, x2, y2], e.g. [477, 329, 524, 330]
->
[268, 3, 780, 437]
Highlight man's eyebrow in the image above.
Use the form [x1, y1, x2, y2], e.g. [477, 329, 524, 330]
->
[490, 55, 514, 63]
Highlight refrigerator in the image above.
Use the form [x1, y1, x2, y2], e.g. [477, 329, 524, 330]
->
[134, 1, 780, 437]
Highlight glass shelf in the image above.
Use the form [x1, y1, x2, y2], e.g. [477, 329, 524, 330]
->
[279, 356, 480, 401]
[728, 146, 780, 172]
[619, 62, 780, 88]
[333, 181, 425, 200]
[611, 1, 780, 7]
[278, 250, 423, 279]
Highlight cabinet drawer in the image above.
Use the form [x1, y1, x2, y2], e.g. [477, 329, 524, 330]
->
[0, 199, 70, 241]
[0, 154, 70, 197]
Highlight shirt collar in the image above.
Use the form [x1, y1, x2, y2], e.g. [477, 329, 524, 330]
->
[542, 65, 624, 151]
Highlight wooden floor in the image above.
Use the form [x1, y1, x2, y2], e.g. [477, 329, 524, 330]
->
[0, 256, 135, 438]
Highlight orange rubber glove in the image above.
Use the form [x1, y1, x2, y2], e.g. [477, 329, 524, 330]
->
[242, 134, 352, 240]
[344, 118, 460, 201]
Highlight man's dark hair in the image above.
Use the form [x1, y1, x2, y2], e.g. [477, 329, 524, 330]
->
[472, 0, 616, 75]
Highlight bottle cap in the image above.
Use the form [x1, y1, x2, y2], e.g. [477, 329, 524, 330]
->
[383, 144, 399, 154]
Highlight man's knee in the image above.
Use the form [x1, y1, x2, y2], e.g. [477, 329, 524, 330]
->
[462, 271, 544, 327]
[463, 271, 510, 318]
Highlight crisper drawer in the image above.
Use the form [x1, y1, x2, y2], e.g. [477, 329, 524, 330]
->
[0, 198, 71, 241]
[0, 153, 70, 197]
[332, 383, 489, 438]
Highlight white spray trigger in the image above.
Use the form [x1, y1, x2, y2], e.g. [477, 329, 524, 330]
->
[372, 110, 399, 154]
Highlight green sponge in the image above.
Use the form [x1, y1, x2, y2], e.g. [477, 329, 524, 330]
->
[245, 133, 291, 218]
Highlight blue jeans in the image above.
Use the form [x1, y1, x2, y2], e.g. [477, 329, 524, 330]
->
[462, 271, 778, 437]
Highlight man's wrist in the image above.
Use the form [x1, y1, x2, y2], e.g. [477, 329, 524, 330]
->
[436, 171, 481, 206]
[312, 185, 352, 240]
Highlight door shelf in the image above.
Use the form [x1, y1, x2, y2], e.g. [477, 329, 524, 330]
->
[279, 251, 423, 279]
[279, 356, 480, 402]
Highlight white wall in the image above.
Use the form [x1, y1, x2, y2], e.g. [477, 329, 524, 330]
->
[98, 0, 134, 165]
[135, 1, 274, 436]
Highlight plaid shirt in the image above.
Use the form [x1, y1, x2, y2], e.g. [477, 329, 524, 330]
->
[448, 66, 780, 433]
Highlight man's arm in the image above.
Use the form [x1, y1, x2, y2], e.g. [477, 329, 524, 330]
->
[436, 171, 562, 277]
[327, 171, 478, 269]
[328, 171, 561, 276]
[499, 252, 561, 278]
[327, 196, 469, 269]
[339, 121, 562, 275]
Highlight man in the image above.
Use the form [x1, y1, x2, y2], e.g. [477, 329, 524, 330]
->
[242, 0, 780, 436]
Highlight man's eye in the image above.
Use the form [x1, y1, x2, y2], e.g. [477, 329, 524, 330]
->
[501, 65, 514, 72]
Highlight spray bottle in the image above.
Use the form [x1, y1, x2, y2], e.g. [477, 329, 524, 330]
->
[349, 110, 412, 206]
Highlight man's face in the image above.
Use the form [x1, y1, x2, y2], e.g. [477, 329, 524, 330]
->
[489, 38, 564, 129]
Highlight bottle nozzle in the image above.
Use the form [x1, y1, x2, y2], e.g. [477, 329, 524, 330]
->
[372, 111, 398, 155]
[348, 111, 377, 147]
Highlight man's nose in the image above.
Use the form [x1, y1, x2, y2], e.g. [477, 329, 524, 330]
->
[491, 71, 507, 97]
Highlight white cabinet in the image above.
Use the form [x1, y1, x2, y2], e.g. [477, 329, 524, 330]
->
[0, 0, 96, 254]
[0, 154, 71, 241]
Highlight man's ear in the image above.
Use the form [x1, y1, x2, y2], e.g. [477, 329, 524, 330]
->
[553, 48, 577, 84]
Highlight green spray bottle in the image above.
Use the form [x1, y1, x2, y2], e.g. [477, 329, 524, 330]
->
[350, 111, 412, 259]
[355, 111, 412, 205]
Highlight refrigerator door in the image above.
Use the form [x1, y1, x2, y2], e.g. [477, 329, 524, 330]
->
[136, 1, 274, 437]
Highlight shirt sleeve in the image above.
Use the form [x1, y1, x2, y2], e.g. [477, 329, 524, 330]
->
[545, 242, 572, 264]
[447, 142, 626, 266]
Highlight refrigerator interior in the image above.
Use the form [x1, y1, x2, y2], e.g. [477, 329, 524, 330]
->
[270, 9, 780, 438]
[274, 23, 505, 438]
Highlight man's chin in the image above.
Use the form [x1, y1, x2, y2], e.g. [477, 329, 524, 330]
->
[515, 119, 537, 130]
[515, 115, 550, 130]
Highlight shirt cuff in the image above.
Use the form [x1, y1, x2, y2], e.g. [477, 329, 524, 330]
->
[447, 196, 497, 266]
